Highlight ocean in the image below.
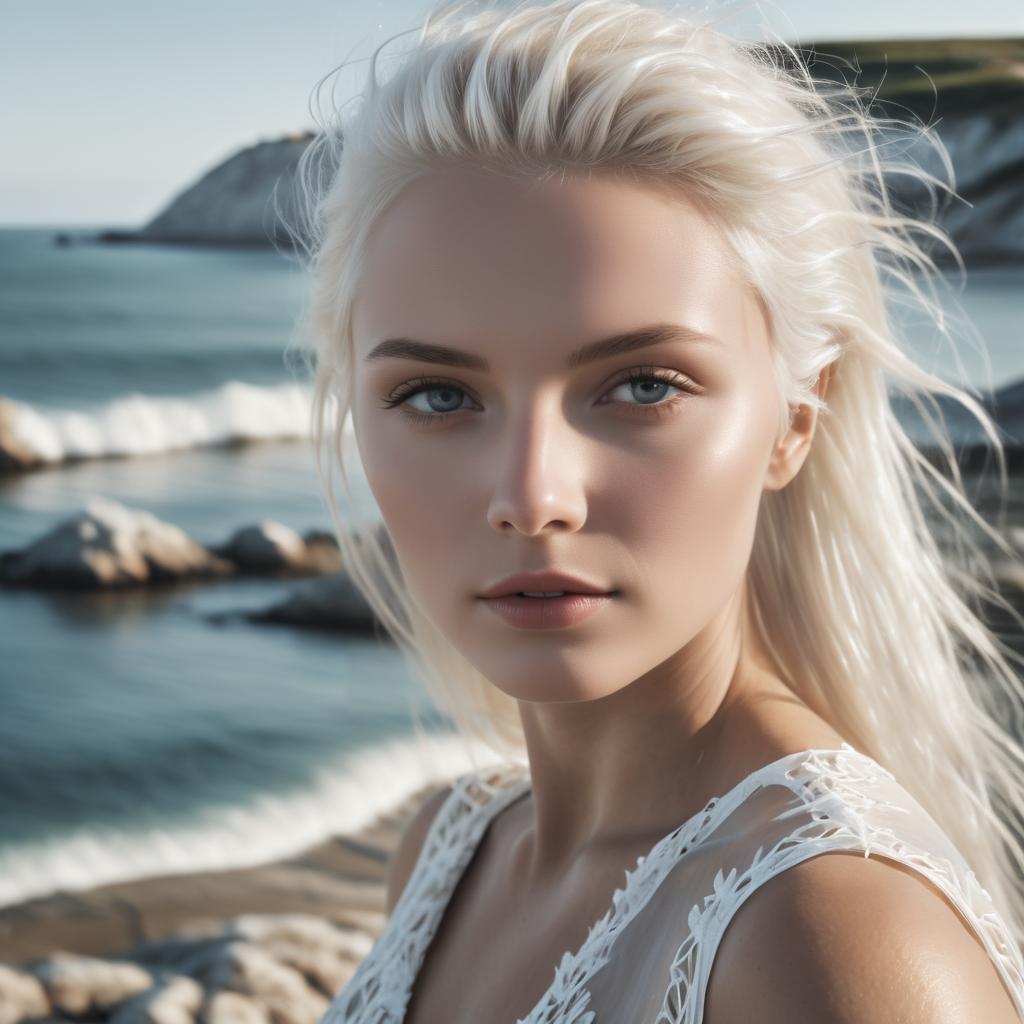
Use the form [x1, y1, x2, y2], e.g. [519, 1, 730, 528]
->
[0, 227, 482, 913]
[0, 225, 1021, 912]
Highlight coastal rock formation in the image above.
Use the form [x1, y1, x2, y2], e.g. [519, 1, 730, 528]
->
[33, 953, 154, 1016]
[0, 400, 41, 475]
[0, 963, 48, 1024]
[0, 779, 455, 1024]
[110, 134, 314, 249]
[95, 40, 1024, 265]
[805, 38, 1024, 266]
[197, 943, 329, 1024]
[0, 497, 234, 590]
[109, 974, 204, 1024]
[0, 917, 375, 1024]
[245, 573, 381, 634]
[239, 522, 401, 633]
[0, 501, 347, 590]
[201, 990, 270, 1024]
[212, 524, 343, 576]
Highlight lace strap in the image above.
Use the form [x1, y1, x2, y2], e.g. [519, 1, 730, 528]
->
[319, 761, 528, 1023]
[655, 747, 1024, 1023]
[515, 747, 862, 1024]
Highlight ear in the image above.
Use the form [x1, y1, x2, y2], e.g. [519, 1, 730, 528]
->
[763, 363, 833, 492]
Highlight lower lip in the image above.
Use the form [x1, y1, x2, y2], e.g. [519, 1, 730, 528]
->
[478, 592, 618, 630]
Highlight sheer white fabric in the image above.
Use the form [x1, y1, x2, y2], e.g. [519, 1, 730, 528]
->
[319, 743, 1024, 1022]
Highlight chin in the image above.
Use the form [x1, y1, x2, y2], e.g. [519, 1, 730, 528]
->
[474, 662, 621, 704]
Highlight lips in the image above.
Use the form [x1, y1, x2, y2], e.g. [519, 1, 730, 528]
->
[478, 591, 616, 630]
[478, 570, 616, 599]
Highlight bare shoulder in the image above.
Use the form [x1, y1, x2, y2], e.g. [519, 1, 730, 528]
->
[704, 850, 1021, 1023]
[385, 780, 455, 915]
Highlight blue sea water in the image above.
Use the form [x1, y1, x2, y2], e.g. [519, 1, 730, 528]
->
[0, 225, 1021, 911]
[0, 228, 479, 912]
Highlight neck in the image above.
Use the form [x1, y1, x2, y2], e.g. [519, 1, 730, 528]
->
[511, 588, 795, 888]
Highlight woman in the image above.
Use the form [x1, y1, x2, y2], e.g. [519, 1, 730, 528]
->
[286, 0, 1024, 1019]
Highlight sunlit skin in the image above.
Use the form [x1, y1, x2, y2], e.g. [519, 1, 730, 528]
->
[350, 162, 839, 898]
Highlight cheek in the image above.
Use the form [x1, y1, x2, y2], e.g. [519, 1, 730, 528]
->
[610, 392, 772, 614]
[353, 406, 472, 587]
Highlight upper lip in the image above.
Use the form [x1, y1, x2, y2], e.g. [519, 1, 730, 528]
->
[478, 571, 616, 599]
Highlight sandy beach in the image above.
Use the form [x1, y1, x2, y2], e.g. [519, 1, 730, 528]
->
[0, 779, 447, 1024]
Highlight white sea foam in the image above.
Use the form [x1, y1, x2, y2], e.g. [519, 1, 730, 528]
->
[2, 381, 351, 465]
[0, 731, 512, 911]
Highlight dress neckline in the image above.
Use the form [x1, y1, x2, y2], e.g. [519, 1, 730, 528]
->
[401, 741, 867, 1024]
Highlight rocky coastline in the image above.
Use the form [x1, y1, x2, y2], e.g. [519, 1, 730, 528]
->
[75, 38, 1024, 268]
[0, 778, 446, 1024]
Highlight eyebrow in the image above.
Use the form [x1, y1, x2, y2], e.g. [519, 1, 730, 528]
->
[363, 322, 720, 372]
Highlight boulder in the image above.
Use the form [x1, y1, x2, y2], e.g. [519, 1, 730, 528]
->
[197, 944, 327, 1024]
[0, 399, 41, 474]
[108, 975, 203, 1024]
[199, 991, 269, 1024]
[213, 523, 342, 576]
[0, 497, 234, 590]
[0, 963, 50, 1024]
[246, 573, 381, 633]
[223, 915, 370, 996]
[30, 953, 153, 1017]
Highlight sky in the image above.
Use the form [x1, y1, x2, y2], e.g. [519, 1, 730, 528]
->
[2, 0, 1022, 226]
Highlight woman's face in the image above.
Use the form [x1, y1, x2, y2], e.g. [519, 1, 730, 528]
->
[351, 164, 790, 704]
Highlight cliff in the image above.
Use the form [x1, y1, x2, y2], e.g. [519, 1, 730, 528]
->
[98, 37, 1024, 264]
[100, 131, 316, 249]
[781, 36, 1024, 266]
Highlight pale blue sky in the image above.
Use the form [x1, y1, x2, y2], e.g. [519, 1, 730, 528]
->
[2, 0, 1021, 226]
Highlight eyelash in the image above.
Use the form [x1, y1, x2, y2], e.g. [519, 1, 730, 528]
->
[378, 366, 698, 426]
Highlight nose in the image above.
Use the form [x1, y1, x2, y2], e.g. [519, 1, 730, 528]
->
[486, 394, 587, 536]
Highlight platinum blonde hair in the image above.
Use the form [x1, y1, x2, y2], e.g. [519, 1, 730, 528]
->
[283, 0, 1024, 946]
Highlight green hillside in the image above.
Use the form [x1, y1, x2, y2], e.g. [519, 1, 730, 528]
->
[765, 36, 1024, 120]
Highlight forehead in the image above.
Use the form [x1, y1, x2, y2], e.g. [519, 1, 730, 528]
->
[352, 164, 756, 362]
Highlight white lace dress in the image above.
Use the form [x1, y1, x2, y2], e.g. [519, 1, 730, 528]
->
[319, 742, 1024, 1022]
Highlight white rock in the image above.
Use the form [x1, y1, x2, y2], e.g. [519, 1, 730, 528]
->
[225, 914, 370, 995]
[0, 399, 43, 473]
[0, 963, 50, 1024]
[31, 953, 153, 1016]
[199, 990, 270, 1024]
[216, 522, 306, 572]
[109, 975, 203, 1024]
[1, 496, 233, 588]
[249, 573, 378, 631]
[200, 943, 328, 1024]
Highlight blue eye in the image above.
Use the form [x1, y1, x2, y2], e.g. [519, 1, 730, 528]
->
[380, 376, 479, 417]
[604, 370, 688, 408]
[380, 366, 697, 424]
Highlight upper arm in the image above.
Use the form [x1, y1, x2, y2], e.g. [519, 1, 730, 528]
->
[385, 782, 454, 916]
[704, 851, 1021, 1024]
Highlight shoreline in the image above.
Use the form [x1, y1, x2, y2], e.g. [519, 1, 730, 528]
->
[0, 778, 446, 968]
